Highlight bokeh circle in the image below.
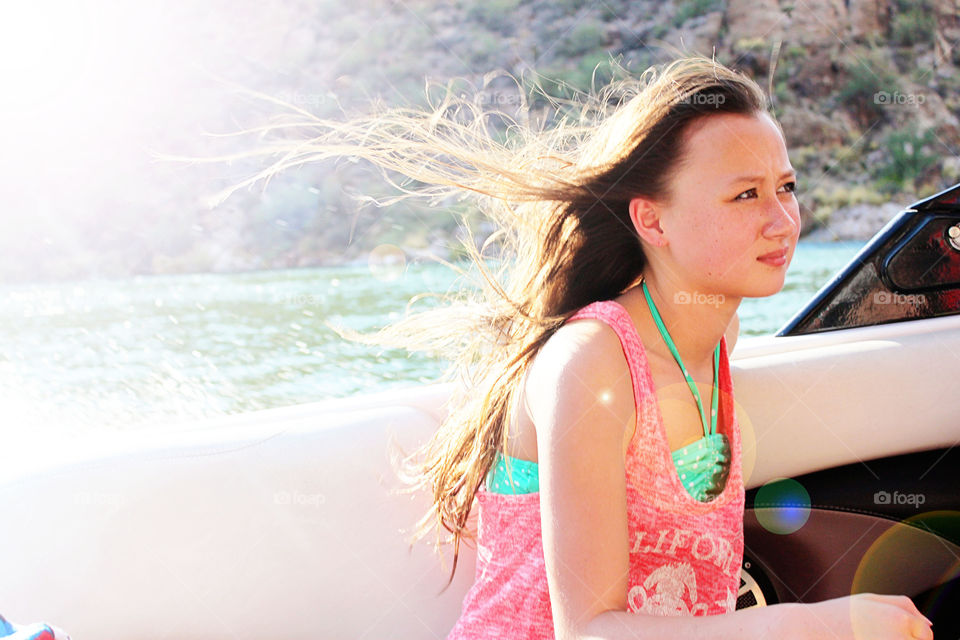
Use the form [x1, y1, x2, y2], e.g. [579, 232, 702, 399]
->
[754, 477, 811, 535]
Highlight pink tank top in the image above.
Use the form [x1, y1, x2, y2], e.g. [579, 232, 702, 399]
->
[446, 300, 745, 638]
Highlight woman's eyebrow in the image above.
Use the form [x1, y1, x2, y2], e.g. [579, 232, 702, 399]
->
[727, 169, 797, 185]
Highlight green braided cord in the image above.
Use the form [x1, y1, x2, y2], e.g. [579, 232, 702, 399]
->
[641, 279, 720, 438]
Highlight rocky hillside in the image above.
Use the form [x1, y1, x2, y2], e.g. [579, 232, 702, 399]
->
[382, 0, 960, 239]
[3, 0, 958, 281]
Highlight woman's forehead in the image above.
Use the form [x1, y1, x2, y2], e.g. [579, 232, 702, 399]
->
[679, 112, 792, 181]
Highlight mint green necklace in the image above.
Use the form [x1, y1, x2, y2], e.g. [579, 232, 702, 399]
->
[641, 278, 730, 502]
[641, 279, 719, 437]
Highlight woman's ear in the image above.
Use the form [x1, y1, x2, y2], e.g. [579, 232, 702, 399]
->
[628, 196, 666, 247]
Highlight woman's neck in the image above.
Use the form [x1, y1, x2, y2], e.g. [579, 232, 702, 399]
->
[620, 271, 740, 373]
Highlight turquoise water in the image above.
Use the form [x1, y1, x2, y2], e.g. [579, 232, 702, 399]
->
[0, 241, 863, 438]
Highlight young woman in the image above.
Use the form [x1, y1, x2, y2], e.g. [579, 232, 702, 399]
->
[228, 56, 933, 639]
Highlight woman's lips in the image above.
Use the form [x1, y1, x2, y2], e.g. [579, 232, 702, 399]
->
[757, 248, 788, 266]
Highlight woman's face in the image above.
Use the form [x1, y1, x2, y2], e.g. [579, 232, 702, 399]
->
[656, 111, 801, 299]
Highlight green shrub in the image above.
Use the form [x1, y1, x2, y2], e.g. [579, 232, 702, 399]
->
[649, 22, 669, 40]
[781, 44, 807, 61]
[537, 53, 619, 100]
[734, 37, 768, 53]
[467, 32, 505, 69]
[558, 20, 606, 57]
[466, 0, 520, 34]
[891, 2, 935, 46]
[556, 0, 590, 10]
[674, 0, 721, 27]
[600, 2, 625, 20]
[837, 52, 900, 123]
[873, 127, 937, 192]
[806, 182, 890, 226]
[773, 78, 792, 106]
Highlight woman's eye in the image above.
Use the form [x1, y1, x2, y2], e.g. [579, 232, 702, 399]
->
[734, 188, 757, 201]
[779, 181, 797, 194]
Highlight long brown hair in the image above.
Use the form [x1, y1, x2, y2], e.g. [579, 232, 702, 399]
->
[212, 56, 770, 587]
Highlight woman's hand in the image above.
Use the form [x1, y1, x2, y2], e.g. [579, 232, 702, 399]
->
[795, 593, 933, 640]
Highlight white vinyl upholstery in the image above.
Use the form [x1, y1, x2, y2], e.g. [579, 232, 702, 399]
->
[1, 314, 958, 638]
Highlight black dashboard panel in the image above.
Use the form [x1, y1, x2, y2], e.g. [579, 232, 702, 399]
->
[740, 447, 960, 636]
[780, 183, 960, 335]
[747, 447, 960, 544]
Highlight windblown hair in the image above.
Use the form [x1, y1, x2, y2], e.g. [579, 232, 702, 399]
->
[214, 56, 770, 587]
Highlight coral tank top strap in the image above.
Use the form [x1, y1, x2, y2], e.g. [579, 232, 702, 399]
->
[566, 299, 657, 418]
[566, 298, 742, 513]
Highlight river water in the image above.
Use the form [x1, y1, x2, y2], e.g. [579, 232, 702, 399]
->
[0, 241, 863, 444]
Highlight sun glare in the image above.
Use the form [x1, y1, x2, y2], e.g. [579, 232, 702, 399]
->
[0, 1, 211, 226]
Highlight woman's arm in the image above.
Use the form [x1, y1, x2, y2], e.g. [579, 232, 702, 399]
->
[527, 319, 636, 633]
[526, 319, 931, 640]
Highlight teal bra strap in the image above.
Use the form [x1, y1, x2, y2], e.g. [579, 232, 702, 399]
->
[641, 279, 720, 437]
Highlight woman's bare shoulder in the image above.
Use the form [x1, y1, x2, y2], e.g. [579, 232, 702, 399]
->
[532, 317, 624, 372]
[524, 318, 635, 443]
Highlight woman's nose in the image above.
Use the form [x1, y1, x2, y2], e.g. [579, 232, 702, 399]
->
[763, 195, 800, 238]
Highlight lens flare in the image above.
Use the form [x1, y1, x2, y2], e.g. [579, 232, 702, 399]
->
[754, 478, 810, 534]
[852, 510, 960, 619]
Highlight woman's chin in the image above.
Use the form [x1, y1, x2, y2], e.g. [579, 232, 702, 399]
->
[755, 280, 788, 298]
[740, 275, 789, 298]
